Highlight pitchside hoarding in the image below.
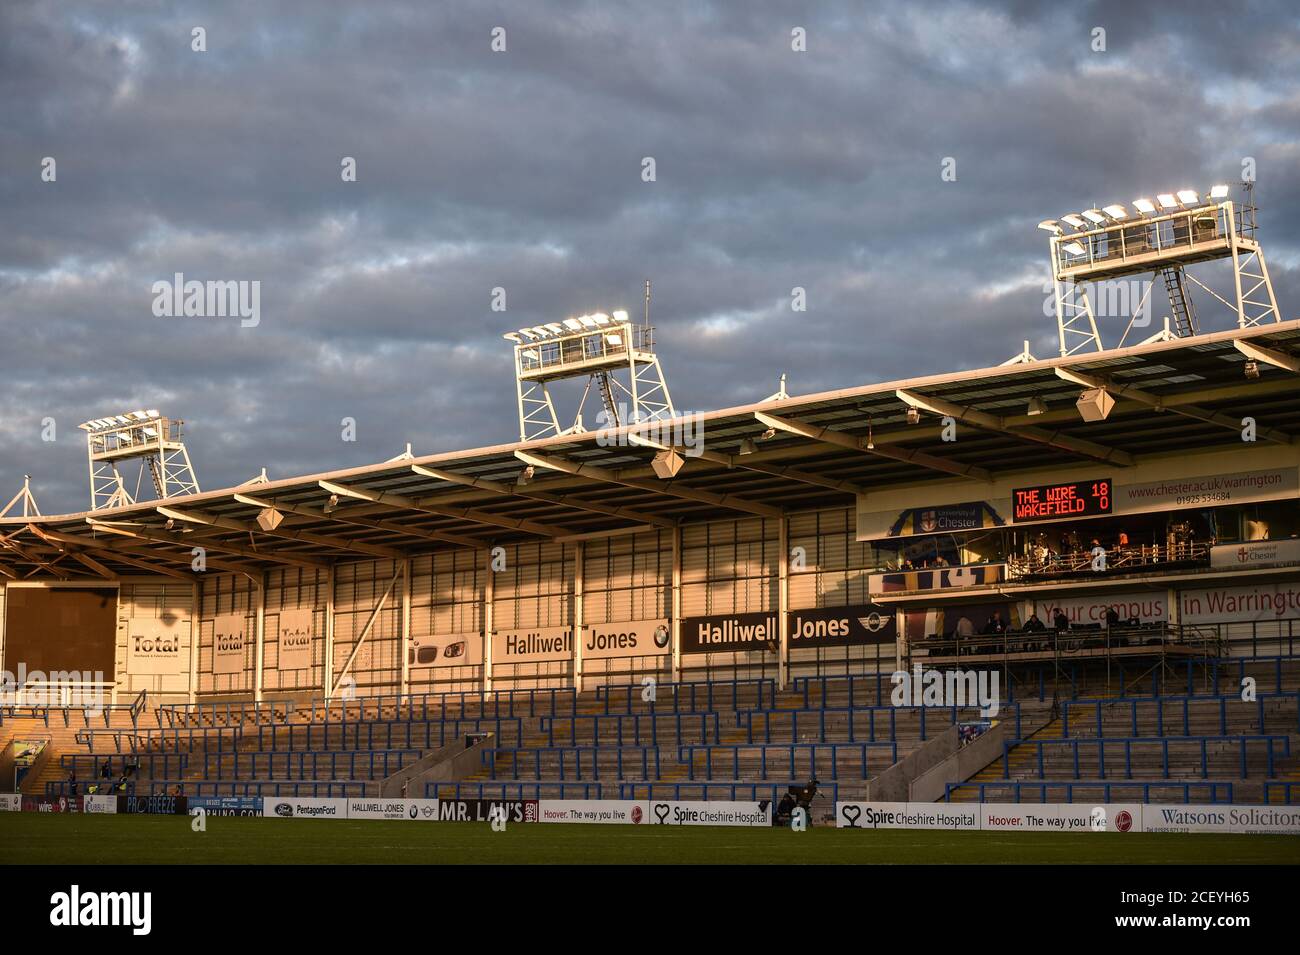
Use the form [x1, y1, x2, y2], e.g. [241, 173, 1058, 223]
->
[581, 619, 671, 660]
[980, 803, 1140, 833]
[648, 800, 771, 826]
[1141, 805, 1300, 834]
[263, 797, 348, 819]
[538, 800, 648, 824]
[836, 802, 979, 831]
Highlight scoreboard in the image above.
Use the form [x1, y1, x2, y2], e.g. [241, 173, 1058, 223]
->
[1012, 478, 1112, 523]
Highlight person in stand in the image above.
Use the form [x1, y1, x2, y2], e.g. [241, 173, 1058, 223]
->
[1126, 613, 1141, 627]
[1052, 608, 1070, 632]
[1104, 606, 1120, 628]
[100, 760, 111, 782]
[982, 611, 1006, 635]
[1023, 613, 1046, 632]
[1117, 530, 1130, 549]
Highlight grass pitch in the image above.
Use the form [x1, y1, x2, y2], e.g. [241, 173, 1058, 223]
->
[2, 813, 1297, 864]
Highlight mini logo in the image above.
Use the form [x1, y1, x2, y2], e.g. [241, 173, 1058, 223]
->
[1115, 810, 1133, 832]
[857, 613, 887, 632]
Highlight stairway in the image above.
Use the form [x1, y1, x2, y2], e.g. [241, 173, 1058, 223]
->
[947, 717, 1065, 803]
[1161, 267, 1198, 338]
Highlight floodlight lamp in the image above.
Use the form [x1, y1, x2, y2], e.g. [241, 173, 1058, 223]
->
[906, 407, 921, 425]
[1060, 214, 1087, 229]
[256, 506, 285, 532]
[1244, 359, 1260, 380]
[1027, 396, 1047, 416]
[1081, 209, 1106, 224]
[1157, 194, 1178, 209]
[519, 328, 539, 340]
[605, 333, 623, 346]
[738, 438, 757, 456]
[563, 318, 582, 330]
[592, 313, 611, 325]
[503, 332, 522, 343]
[759, 428, 777, 441]
[146, 410, 160, 418]
[324, 493, 340, 513]
[1209, 184, 1230, 199]
[578, 316, 598, 328]
[1132, 198, 1156, 214]
[1102, 204, 1127, 220]
[1037, 219, 1062, 235]
[1062, 241, 1086, 256]
[612, 309, 629, 323]
[517, 465, 536, 486]
[164, 519, 176, 531]
[522, 349, 539, 361]
[1176, 190, 1199, 205]
[544, 323, 564, 334]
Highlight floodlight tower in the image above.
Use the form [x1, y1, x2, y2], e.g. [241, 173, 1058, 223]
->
[78, 410, 201, 510]
[1038, 183, 1282, 356]
[503, 298, 675, 442]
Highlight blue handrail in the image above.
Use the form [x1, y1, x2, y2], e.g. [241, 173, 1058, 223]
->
[943, 780, 1236, 804]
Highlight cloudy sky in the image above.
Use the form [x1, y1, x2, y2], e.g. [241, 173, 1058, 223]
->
[2, 0, 1297, 513]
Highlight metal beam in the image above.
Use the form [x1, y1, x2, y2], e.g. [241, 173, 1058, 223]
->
[319, 479, 565, 538]
[624, 432, 868, 496]
[157, 505, 406, 561]
[232, 492, 483, 550]
[514, 450, 783, 519]
[30, 525, 258, 578]
[87, 519, 330, 569]
[331, 562, 403, 697]
[1054, 367, 1293, 446]
[1, 533, 72, 579]
[754, 411, 992, 482]
[894, 389, 1134, 466]
[1234, 339, 1300, 373]
[410, 464, 677, 529]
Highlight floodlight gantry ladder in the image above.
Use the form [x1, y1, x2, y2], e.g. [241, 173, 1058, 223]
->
[79, 412, 201, 511]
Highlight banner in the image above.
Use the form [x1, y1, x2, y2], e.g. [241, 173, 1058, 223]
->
[1141, 805, 1300, 834]
[492, 626, 572, 665]
[1115, 467, 1298, 515]
[188, 796, 260, 817]
[348, 798, 417, 821]
[1210, 539, 1300, 570]
[83, 795, 118, 814]
[888, 501, 1006, 537]
[0, 794, 21, 812]
[277, 609, 313, 670]
[788, 605, 894, 648]
[648, 800, 771, 826]
[681, 612, 779, 654]
[212, 614, 248, 675]
[433, 799, 538, 823]
[1179, 582, 1300, 624]
[22, 796, 83, 813]
[981, 803, 1139, 833]
[538, 800, 648, 824]
[581, 619, 670, 660]
[118, 794, 188, 815]
[263, 797, 348, 819]
[1032, 592, 1169, 627]
[870, 564, 1005, 595]
[836, 802, 979, 831]
[125, 617, 186, 676]
[409, 632, 483, 670]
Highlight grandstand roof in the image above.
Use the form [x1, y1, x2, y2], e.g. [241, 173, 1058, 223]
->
[4, 320, 1299, 580]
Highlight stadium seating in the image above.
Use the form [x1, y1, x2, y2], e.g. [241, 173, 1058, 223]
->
[26, 653, 1300, 815]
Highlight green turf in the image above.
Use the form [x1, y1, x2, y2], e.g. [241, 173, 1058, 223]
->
[1, 813, 1297, 864]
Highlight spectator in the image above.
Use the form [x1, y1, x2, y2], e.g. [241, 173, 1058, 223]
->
[982, 611, 1006, 635]
[1052, 608, 1070, 632]
[100, 761, 111, 781]
[1023, 613, 1045, 632]
[1104, 606, 1120, 628]
[1117, 530, 1130, 548]
[954, 615, 975, 638]
[1126, 614, 1141, 627]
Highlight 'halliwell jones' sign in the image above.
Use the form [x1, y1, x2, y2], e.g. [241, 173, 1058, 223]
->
[682, 605, 893, 654]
